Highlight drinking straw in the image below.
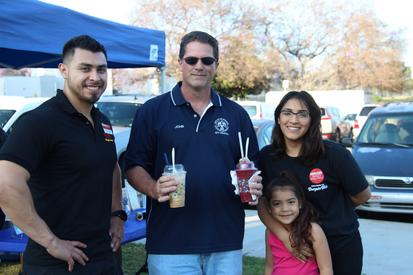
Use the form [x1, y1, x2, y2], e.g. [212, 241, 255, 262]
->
[163, 152, 170, 166]
[172, 147, 175, 171]
[238, 132, 244, 159]
[245, 137, 250, 160]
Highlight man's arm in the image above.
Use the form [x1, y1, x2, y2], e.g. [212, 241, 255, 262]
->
[109, 163, 124, 252]
[111, 163, 122, 212]
[0, 160, 88, 271]
[350, 186, 371, 207]
[126, 166, 178, 202]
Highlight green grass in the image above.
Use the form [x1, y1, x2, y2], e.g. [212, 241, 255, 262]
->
[0, 243, 265, 275]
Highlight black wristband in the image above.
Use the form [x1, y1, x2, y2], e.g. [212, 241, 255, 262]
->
[111, 210, 127, 221]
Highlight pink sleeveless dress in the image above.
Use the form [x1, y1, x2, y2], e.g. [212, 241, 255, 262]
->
[268, 231, 319, 275]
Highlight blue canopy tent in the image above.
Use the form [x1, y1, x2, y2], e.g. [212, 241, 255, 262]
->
[0, 0, 165, 69]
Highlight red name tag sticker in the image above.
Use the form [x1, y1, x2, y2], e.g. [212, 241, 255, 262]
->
[309, 168, 324, 184]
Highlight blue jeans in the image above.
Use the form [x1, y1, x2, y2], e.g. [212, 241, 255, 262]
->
[147, 249, 242, 275]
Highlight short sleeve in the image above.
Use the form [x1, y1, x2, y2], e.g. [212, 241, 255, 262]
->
[124, 105, 155, 174]
[0, 112, 52, 175]
[328, 143, 368, 196]
[257, 145, 272, 190]
[0, 128, 6, 147]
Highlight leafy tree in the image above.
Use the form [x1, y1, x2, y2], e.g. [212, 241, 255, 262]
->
[126, 0, 407, 95]
[334, 11, 404, 92]
[213, 34, 273, 99]
[130, 0, 274, 98]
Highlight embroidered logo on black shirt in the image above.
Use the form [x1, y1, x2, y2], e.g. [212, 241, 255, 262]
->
[101, 123, 114, 142]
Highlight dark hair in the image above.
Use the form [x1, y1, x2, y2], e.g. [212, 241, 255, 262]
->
[62, 35, 107, 63]
[271, 91, 324, 165]
[264, 171, 319, 258]
[179, 31, 219, 61]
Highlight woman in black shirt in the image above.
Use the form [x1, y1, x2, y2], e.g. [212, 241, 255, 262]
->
[257, 91, 371, 275]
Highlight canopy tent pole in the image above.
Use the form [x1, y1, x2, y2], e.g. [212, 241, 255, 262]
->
[159, 66, 166, 94]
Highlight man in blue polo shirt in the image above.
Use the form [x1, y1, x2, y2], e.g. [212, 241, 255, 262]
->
[0, 128, 6, 229]
[125, 31, 263, 274]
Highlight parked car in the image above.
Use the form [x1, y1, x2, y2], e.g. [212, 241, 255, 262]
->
[237, 101, 275, 120]
[96, 94, 152, 209]
[96, 94, 152, 163]
[336, 113, 357, 142]
[320, 106, 341, 141]
[350, 102, 413, 214]
[0, 96, 49, 133]
[353, 104, 379, 138]
[251, 119, 274, 149]
[342, 113, 356, 126]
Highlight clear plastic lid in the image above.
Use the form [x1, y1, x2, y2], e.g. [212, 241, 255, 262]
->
[163, 164, 185, 173]
[236, 159, 256, 170]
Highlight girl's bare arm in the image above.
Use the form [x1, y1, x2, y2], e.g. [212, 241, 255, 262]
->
[311, 223, 333, 275]
[264, 229, 273, 275]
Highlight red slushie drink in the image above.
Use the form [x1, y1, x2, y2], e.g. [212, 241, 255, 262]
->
[236, 159, 257, 203]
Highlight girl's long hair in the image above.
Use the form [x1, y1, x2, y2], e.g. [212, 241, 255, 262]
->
[264, 171, 319, 258]
[271, 91, 325, 166]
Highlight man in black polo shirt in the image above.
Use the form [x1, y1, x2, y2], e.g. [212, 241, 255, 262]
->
[0, 35, 124, 274]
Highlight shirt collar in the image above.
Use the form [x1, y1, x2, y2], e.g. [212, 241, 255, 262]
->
[56, 89, 99, 117]
[57, 89, 78, 114]
[170, 82, 222, 107]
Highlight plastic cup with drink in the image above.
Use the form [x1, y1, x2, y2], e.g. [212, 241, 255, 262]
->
[236, 133, 257, 203]
[163, 148, 186, 208]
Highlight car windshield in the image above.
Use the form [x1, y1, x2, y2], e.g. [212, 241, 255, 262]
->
[0, 110, 16, 128]
[96, 102, 142, 127]
[360, 106, 376, 116]
[357, 114, 413, 146]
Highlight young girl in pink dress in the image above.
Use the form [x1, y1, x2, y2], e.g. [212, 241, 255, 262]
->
[264, 171, 333, 275]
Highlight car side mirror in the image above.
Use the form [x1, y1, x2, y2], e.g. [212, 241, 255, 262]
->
[341, 137, 353, 147]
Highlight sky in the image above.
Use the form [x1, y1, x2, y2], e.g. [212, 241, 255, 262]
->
[41, 0, 413, 66]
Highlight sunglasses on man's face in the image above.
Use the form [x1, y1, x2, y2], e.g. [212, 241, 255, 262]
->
[183, 56, 216, 66]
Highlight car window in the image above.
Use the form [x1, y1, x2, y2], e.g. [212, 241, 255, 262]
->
[242, 105, 258, 117]
[263, 124, 273, 145]
[96, 102, 142, 127]
[359, 106, 377, 116]
[261, 103, 275, 120]
[0, 110, 16, 128]
[344, 114, 356, 121]
[358, 114, 413, 144]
